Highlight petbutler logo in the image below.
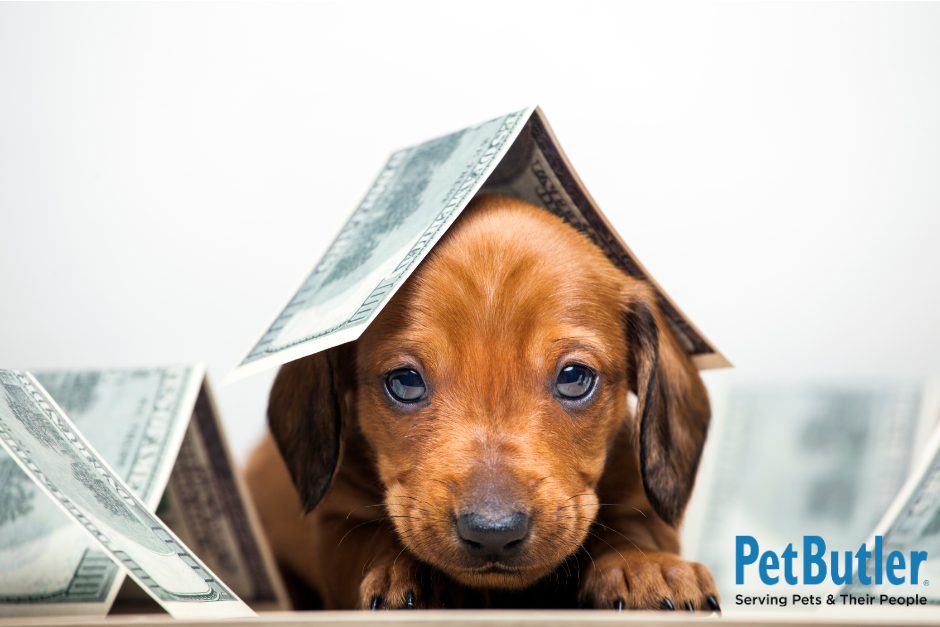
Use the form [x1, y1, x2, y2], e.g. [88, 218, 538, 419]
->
[734, 535, 929, 608]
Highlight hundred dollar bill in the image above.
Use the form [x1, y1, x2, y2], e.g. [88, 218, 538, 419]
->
[0, 368, 283, 618]
[109, 373, 288, 614]
[837, 382, 940, 604]
[684, 380, 938, 607]
[225, 107, 729, 385]
[0, 366, 198, 616]
[149, 381, 287, 612]
[0, 370, 255, 619]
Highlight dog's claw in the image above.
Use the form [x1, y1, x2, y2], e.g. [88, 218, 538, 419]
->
[684, 601, 695, 612]
[707, 595, 721, 612]
[404, 590, 415, 609]
[369, 595, 382, 611]
[661, 598, 675, 611]
[613, 598, 625, 612]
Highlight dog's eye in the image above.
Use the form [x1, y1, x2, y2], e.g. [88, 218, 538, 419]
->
[385, 369, 426, 402]
[556, 365, 594, 399]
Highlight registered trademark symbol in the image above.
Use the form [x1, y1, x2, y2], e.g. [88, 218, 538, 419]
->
[925, 580, 929, 586]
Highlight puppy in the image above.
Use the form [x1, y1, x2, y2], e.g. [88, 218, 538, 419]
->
[245, 194, 719, 611]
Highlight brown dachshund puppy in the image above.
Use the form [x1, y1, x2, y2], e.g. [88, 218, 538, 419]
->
[245, 194, 719, 611]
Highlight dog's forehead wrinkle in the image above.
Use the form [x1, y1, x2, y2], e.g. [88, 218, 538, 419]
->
[414, 232, 615, 332]
[419, 288, 556, 347]
[373, 343, 431, 362]
[551, 336, 603, 352]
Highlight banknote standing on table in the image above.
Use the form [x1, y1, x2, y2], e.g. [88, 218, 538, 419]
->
[683, 379, 940, 607]
[836, 383, 940, 604]
[0, 367, 287, 618]
[224, 106, 730, 385]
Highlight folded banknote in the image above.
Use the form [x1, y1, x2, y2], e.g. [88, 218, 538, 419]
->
[0, 367, 287, 618]
[225, 106, 730, 385]
[835, 381, 940, 604]
[684, 379, 940, 607]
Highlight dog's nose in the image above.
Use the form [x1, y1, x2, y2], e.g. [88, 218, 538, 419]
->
[456, 511, 530, 560]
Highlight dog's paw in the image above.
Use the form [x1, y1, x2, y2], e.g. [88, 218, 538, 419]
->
[578, 550, 720, 612]
[359, 554, 458, 610]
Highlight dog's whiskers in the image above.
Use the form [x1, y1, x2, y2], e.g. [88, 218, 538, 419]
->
[571, 524, 650, 569]
[563, 515, 643, 546]
[558, 503, 647, 517]
[345, 502, 430, 519]
[567, 516, 651, 562]
[579, 541, 598, 573]
[337, 515, 419, 546]
[393, 529, 434, 568]
[411, 538, 445, 567]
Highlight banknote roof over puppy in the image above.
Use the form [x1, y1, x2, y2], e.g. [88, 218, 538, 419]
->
[224, 107, 730, 385]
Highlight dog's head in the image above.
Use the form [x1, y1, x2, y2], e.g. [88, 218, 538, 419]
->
[268, 195, 710, 589]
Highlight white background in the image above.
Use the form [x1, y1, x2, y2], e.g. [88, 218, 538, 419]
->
[2, 2, 939, 464]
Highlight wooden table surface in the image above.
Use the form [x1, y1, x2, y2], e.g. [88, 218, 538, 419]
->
[2, 608, 940, 627]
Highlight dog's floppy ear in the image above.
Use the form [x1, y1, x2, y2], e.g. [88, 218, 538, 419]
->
[267, 343, 356, 513]
[623, 284, 710, 527]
